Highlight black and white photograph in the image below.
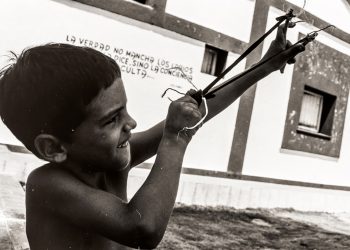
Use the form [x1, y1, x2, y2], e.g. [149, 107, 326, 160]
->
[1, 0, 350, 249]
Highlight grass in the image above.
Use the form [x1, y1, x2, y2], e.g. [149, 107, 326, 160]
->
[158, 205, 350, 250]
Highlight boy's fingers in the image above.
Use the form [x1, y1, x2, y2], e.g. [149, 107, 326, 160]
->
[280, 43, 305, 60]
[180, 93, 199, 106]
[288, 43, 305, 57]
[279, 41, 291, 73]
[275, 21, 295, 43]
[279, 64, 287, 74]
[286, 40, 293, 48]
[276, 24, 287, 44]
[285, 40, 296, 64]
[199, 102, 206, 116]
[287, 58, 296, 64]
[186, 89, 197, 96]
[184, 102, 200, 111]
[186, 89, 203, 105]
[279, 43, 305, 73]
[288, 22, 296, 28]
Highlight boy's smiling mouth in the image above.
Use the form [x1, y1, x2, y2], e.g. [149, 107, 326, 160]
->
[117, 141, 129, 148]
[117, 134, 131, 148]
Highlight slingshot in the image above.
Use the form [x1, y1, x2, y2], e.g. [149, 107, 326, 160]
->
[162, 9, 335, 133]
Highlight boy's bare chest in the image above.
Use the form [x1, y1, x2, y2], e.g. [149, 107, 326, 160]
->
[28, 212, 133, 250]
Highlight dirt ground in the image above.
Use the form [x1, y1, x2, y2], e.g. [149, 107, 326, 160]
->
[158, 205, 350, 250]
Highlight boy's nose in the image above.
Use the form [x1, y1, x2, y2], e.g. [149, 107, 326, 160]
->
[123, 115, 137, 132]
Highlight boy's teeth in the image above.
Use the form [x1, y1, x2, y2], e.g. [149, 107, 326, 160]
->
[117, 141, 129, 148]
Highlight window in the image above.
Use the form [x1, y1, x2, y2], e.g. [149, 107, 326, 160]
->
[201, 45, 228, 77]
[297, 86, 336, 139]
[132, 0, 147, 4]
[298, 90, 323, 133]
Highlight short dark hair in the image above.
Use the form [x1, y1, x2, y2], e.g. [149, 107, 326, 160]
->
[0, 43, 121, 156]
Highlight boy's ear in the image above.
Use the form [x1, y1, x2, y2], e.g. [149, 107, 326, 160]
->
[34, 134, 67, 163]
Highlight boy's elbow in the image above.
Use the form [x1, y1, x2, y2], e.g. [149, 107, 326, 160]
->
[135, 220, 164, 249]
[137, 237, 162, 249]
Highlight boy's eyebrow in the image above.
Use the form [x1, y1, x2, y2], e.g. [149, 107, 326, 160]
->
[99, 107, 123, 122]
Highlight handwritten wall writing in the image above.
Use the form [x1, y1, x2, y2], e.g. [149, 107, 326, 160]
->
[66, 35, 193, 80]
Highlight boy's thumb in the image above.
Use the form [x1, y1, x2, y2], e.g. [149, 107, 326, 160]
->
[281, 44, 305, 71]
[279, 44, 305, 73]
[287, 44, 305, 58]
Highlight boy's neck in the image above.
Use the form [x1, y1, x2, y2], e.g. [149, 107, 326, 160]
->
[58, 161, 129, 200]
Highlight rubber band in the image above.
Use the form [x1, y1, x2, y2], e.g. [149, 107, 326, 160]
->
[161, 88, 186, 98]
[177, 97, 208, 138]
[167, 67, 198, 91]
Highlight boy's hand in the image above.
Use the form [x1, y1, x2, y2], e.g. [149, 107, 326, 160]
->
[164, 90, 203, 143]
[261, 23, 305, 73]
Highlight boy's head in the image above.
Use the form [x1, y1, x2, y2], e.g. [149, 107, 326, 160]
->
[0, 43, 121, 158]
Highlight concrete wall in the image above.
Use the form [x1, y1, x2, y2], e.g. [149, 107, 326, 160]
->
[2, 145, 350, 213]
[129, 167, 350, 213]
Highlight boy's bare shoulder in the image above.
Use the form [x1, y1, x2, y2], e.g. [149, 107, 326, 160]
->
[26, 163, 83, 207]
[27, 163, 75, 187]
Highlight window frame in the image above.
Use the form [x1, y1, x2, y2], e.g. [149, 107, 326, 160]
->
[201, 44, 228, 77]
[281, 34, 350, 158]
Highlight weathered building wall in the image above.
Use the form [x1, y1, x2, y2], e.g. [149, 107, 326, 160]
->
[243, 6, 350, 186]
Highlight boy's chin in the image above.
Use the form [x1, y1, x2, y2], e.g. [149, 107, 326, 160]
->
[118, 162, 130, 171]
[113, 152, 131, 171]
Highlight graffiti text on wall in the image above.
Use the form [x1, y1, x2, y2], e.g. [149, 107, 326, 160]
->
[66, 35, 193, 80]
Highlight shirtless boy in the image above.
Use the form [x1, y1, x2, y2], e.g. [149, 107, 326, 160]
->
[0, 25, 304, 249]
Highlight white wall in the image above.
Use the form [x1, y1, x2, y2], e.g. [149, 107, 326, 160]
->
[165, 0, 255, 42]
[0, 0, 248, 171]
[243, 6, 350, 186]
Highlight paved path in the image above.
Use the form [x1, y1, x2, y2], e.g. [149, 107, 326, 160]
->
[0, 174, 29, 250]
[273, 209, 350, 235]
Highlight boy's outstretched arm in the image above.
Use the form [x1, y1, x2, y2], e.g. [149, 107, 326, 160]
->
[127, 94, 203, 247]
[204, 24, 305, 121]
[129, 24, 305, 167]
[27, 93, 203, 249]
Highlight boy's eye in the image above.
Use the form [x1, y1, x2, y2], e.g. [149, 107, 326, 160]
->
[105, 115, 119, 125]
